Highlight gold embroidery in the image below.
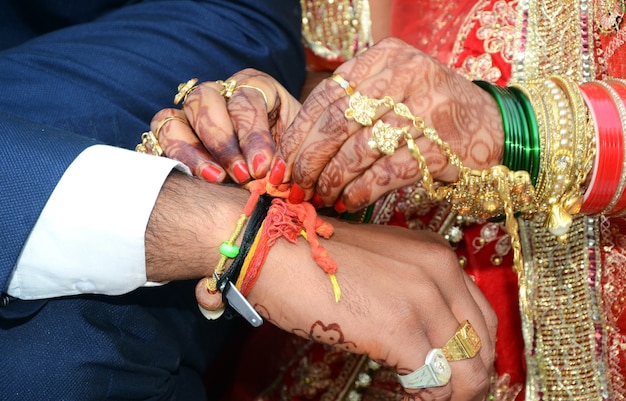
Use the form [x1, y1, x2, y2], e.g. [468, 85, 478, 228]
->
[459, 53, 503, 82]
[300, 0, 372, 61]
[519, 216, 610, 400]
[476, 0, 517, 63]
[451, 0, 517, 83]
[600, 217, 626, 400]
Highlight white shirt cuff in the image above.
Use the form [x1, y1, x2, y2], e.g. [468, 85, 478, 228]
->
[7, 145, 187, 299]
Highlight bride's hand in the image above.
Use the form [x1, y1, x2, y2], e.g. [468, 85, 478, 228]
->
[271, 38, 505, 212]
[149, 68, 302, 183]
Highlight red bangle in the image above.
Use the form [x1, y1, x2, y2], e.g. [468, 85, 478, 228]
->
[604, 79, 626, 215]
[579, 81, 624, 214]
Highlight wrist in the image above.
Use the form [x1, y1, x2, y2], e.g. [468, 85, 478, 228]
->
[145, 171, 248, 282]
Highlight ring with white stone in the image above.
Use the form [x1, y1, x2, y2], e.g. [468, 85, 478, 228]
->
[396, 348, 452, 389]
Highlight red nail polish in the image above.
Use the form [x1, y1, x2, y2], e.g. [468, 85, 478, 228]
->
[269, 158, 286, 186]
[252, 153, 267, 175]
[201, 164, 222, 182]
[232, 161, 251, 183]
[288, 183, 305, 204]
[311, 193, 323, 208]
[334, 199, 346, 213]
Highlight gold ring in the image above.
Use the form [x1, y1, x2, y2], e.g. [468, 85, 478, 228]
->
[135, 131, 163, 156]
[442, 320, 482, 361]
[345, 92, 393, 126]
[154, 115, 188, 139]
[174, 78, 199, 105]
[217, 78, 237, 99]
[368, 120, 409, 155]
[330, 73, 355, 96]
[234, 84, 268, 104]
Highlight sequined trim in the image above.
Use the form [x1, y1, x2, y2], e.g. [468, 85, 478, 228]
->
[519, 216, 610, 400]
[599, 216, 626, 400]
[300, 0, 372, 62]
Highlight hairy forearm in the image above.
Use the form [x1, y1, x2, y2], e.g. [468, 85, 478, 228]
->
[145, 170, 248, 282]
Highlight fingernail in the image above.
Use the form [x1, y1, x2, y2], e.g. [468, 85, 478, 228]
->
[288, 183, 305, 204]
[252, 153, 267, 176]
[334, 198, 346, 213]
[269, 158, 286, 186]
[201, 164, 223, 182]
[311, 193, 324, 208]
[232, 161, 251, 183]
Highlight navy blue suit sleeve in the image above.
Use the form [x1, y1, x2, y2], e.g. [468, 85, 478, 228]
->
[0, 0, 305, 291]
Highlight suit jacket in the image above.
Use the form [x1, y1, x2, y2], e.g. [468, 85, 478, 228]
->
[0, 0, 305, 297]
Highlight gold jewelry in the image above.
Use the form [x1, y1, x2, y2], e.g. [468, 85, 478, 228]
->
[154, 115, 188, 139]
[216, 78, 237, 99]
[135, 131, 163, 156]
[442, 320, 482, 361]
[345, 92, 393, 126]
[174, 78, 199, 105]
[300, 0, 372, 62]
[330, 73, 355, 96]
[234, 84, 268, 105]
[368, 120, 409, 155]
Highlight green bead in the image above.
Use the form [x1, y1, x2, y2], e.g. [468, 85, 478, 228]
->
[219, 242, 239, 258]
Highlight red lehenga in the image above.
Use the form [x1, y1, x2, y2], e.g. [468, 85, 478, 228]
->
[216, 1, 626, 400]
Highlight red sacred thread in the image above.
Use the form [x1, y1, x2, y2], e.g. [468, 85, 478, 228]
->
[238, 177, 338, 299]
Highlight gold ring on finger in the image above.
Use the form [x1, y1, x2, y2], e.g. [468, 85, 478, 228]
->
[154, 115, 189, 139]
[135, 131, 163, 156]
[345, 92, 394, 126]
[368, 120, 410, 155]
[330, 73, 355, 96]
[174, 78, 199, 105]
[442, 320, 482, 361]
[217, 78, 237, 99]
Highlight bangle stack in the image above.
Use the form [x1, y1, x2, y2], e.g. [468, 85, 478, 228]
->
[474, 81, 539, 181]
[481, 77, 595, 237]
[579, 80, 626, 216]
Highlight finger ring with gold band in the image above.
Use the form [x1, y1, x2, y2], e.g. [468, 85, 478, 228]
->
[234, 84, 268, 105]
[135, 131, 163, 156]
[442, 320, 482, 361]
[154, 115, 188, 139]
[345, 91, 394, 126]
[330, 73, 355, 96]
[216, 78, 237, 99]
[368, 120, 410, 155]
[174, 78, 199, 105]
[395, 320, 482, 389]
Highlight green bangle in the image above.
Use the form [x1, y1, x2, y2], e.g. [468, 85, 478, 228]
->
[509, 86, 541, 185]
[500, 85, 531, 173]
[474, 80, 514, 169]
[496, 85, 524, 171]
